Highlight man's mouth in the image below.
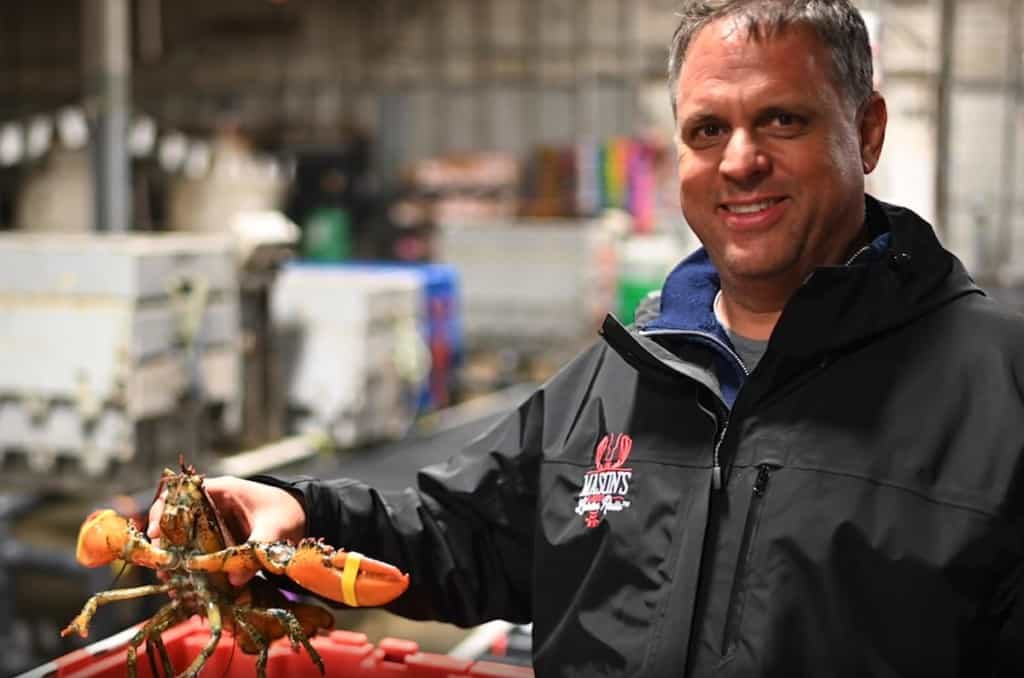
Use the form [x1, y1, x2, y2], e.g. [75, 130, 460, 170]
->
[723, 198, 785, 214]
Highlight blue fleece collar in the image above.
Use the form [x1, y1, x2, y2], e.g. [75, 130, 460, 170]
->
[637, 231, 892, 408]
[640, 248, 721, 335]
[638, 248, 744, 405]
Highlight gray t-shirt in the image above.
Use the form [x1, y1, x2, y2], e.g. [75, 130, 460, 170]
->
[724, 327, 769, 373]
[712, 291, 769, 372]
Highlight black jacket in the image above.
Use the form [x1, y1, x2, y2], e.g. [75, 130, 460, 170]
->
[268, 197, 1024, 677]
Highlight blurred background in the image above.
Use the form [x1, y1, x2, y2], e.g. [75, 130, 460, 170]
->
[1, 0, 1023, 675]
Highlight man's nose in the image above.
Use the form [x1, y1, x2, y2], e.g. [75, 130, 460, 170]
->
[719, 130, 769, 184]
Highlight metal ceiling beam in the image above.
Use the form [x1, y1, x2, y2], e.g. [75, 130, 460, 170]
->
[933, 0, 955, 238]
[82, 0, 132, 232]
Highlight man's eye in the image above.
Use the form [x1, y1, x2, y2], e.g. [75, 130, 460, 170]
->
[695, 123, 725, 139]
[770, 113, 801, 128]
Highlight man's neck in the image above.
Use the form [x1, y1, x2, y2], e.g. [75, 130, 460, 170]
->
[714, 290, 782, 341]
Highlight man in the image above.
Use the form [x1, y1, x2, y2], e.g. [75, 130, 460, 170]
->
[151, 1, 1024, 675]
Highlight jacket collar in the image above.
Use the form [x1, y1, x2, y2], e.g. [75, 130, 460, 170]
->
[770, 196, 980, 360]
[638, 195, 979, 360]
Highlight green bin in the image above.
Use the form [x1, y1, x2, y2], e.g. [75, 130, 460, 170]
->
[302, 207, 352, 261]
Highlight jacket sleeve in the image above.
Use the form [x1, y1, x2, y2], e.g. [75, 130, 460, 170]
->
[253, 387, 548, 627]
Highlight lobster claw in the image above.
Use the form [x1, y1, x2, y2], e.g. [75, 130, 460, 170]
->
[325, 547, 410, 607]
[255, 540, 409, 607]
[75, 509, 172, 570]
[75, 509, 133, 567]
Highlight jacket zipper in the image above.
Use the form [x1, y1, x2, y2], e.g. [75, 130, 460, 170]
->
[844, 244, 873, 265]
[721, 463, 776, 655]
[646, 328, 748, 491]
[711, 417, 728, 490]
[695, 398, 729, 490]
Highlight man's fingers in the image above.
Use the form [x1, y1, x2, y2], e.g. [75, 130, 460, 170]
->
[146, 493, 166, 539]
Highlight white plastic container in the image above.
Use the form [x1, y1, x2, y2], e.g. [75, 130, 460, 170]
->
[0, 233, 241, 480]
[270, 265, 426, 447]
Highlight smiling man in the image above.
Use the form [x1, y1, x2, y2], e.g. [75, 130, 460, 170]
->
[150, 2, 1024, 676]
[672, 10, 885, 339]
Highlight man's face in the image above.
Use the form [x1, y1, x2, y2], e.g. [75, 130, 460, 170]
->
[674, 19, 885, 300]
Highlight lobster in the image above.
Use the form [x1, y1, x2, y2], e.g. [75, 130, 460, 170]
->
[61, 462, 410, 678]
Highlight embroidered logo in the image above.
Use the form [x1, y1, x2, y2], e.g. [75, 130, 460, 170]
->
[575, 433, 634, 528]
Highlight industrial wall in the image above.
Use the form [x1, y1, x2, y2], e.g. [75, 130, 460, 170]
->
[0, 1, 677, 152]
[2, 0, 1023, 281]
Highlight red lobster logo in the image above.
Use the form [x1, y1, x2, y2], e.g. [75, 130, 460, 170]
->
[594, 433, 633, 471]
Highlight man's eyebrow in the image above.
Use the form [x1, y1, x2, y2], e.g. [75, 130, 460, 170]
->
[679, 112, 722, 129]
[754, 106, 793, 120]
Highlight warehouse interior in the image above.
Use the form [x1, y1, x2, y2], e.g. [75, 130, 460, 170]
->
[1, 0, 1023, 675]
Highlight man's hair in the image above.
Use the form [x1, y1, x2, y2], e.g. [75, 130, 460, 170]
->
[667, 0, 874, 119]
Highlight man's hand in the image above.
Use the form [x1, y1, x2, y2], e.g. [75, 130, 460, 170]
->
[147, 476, 307, 586]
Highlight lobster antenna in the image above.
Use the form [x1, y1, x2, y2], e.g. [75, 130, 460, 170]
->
[179, 452, 199, 476]
[110, 560, 129, 587]
[152, 468, 175, 505]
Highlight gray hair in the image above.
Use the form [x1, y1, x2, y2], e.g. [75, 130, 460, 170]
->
[667, 0, 874, 119]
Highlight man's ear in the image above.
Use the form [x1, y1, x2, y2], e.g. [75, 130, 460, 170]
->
[859, 92, 887, 174]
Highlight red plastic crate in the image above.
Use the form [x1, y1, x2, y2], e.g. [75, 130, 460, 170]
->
[45, 618, 533, 678]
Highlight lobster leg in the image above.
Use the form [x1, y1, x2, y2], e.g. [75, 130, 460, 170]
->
[61, 583, 172, 639]
[179, 600, 222, 678]
[150, 632, 177, 678]
[126, 601, 184, 678]
[236, 605, 325, 676]
[231, 608, 270, 678]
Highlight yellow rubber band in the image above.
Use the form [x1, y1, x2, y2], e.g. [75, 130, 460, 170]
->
[341, 552, 363, 607]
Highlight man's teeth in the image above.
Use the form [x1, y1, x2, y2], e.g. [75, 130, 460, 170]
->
[726, 200, 777, 214]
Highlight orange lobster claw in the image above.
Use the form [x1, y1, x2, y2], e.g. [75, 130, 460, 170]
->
[76, 509, 132, 567]
[255, 540, 409, 607]
[75, 509, 172, 570]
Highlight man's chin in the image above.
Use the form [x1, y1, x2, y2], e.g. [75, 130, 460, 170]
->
[716, 253, 802, 286]
[719, 253, 788, 278]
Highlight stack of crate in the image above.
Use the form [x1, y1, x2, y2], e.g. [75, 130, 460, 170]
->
[0, 233, 241, 488]
[271, 264, 427, 448]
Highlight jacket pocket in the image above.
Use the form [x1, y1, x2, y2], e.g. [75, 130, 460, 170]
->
[722, 463, 778, 656]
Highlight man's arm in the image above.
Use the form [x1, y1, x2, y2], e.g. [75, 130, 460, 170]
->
[263, 389, 546, 626]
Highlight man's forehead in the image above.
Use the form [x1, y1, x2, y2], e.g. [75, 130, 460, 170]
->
[676, 18, 832, 103]
[683, 15, 828, 68]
